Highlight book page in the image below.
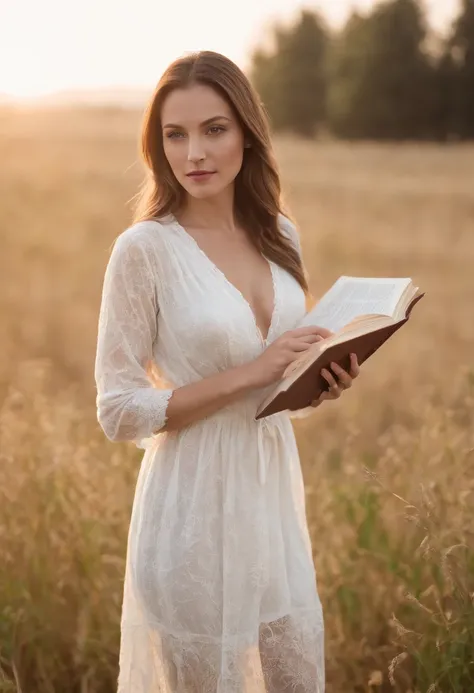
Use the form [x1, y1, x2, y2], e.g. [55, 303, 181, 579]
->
[298, 276, 412, 333]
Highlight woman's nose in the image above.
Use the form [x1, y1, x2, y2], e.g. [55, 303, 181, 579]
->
[187, 137, 206, 164]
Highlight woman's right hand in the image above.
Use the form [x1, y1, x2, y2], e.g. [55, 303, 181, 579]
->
[246, 326, 334, 388]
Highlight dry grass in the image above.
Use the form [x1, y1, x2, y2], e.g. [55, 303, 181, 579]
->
[0, 105, 473, 693]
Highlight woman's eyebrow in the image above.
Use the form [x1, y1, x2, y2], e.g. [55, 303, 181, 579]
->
[163, 115, 232, 129]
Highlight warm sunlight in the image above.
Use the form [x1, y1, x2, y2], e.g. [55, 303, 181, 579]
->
[1, 0, 459, 101]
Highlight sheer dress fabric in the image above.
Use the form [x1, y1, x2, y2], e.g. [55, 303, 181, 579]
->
[94, 213, 325, 692]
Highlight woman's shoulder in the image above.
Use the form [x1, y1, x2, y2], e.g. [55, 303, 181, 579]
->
[113, 216, 175, 254]
[277, 212, 296, 233]
[277, 212, 301, 255]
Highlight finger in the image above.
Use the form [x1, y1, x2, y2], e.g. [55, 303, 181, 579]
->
[349, 353, 360, 378]
[288, 336, 324, 352]
[296, 334, 325, 345]
[330, 361, 352, 389]
[321, 368, 341, 397]
[291, 326, 334, 340]
[296, 335, 325, 348]
[321, 367, 337, 387]
[324, 386, 340, 400]
[287, 341, 315, 354]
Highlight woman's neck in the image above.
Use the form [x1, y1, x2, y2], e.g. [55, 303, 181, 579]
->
[179, 189, 239, 235]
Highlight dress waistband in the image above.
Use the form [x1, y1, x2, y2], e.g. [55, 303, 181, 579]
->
[138, 399, 289, 488]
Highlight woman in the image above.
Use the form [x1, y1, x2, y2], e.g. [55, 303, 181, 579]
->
[94, 50, 359, 693]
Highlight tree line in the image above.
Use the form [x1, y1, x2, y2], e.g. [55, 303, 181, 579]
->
[250, 0, 474, 140]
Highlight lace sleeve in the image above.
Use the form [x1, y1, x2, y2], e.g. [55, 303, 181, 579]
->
[94, 229, 173, 444]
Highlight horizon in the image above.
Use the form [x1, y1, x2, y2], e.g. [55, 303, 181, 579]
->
[1, 0, 461, 104]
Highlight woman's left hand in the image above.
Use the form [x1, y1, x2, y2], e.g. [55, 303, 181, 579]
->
[311, 353, 360, 406]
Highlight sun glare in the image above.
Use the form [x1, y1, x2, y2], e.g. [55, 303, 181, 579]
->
[2, 82, 58, 101]
[0, 0, 460, 103]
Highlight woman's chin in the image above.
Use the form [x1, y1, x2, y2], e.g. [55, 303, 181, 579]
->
[183, 180, 226, 199]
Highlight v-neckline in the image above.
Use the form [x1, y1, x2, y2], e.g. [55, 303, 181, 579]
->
[171, 215, 277, 345]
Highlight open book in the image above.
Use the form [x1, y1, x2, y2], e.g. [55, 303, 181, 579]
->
[255, 276, 425, 419]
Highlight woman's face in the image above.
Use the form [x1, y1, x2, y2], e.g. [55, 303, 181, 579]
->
[161, 83, 246, 200]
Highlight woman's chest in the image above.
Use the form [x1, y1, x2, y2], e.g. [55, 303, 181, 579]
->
[154, 226, 307, 370]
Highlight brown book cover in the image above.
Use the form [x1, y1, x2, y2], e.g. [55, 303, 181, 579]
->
[255, 291, 425, 419]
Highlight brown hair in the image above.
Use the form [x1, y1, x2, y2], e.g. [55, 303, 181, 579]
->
[132, 50, 310, 295]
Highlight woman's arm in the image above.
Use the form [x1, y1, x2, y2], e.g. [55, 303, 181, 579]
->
[160, 362, 260, 433]
[163, 324, 331, 432]
[94, 229, 175, 444]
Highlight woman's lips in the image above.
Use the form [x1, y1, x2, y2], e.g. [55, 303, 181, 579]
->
[186, 171, 216, 181]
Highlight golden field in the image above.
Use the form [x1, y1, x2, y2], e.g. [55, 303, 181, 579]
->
[0, 106, 473, 693]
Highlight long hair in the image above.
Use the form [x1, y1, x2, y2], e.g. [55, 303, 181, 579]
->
[132, 50, 310, 295]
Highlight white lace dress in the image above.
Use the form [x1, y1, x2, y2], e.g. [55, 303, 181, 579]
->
[94, 213, 325, 693]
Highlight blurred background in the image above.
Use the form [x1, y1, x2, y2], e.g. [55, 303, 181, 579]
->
[1, 0, 473, 691]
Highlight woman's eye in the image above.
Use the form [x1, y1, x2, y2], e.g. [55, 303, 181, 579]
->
[208, 125, 225, 135]
[166, 131, 184, 139]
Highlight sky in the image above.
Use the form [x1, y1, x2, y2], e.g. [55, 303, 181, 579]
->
[0, 0, 460, 100]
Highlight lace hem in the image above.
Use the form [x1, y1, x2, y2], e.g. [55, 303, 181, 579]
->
[118, 608, 325, 693]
